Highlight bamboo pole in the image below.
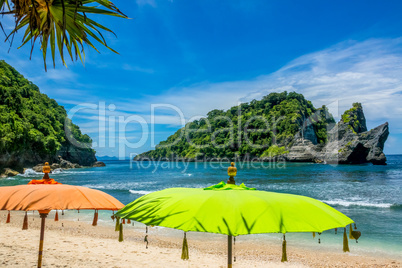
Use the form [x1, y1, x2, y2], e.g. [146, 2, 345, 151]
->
[37, 212, 48, 268]
[228, 235, 233, 268]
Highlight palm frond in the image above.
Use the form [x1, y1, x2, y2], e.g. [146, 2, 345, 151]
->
[1, 0, 127, 70]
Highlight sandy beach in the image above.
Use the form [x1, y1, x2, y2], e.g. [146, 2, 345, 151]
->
[0, 211, 400, 268]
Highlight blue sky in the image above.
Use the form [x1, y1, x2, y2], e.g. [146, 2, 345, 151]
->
[1, 0, 402, 157]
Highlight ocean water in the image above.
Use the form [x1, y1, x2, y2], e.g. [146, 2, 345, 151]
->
[2, 155, 401, 258]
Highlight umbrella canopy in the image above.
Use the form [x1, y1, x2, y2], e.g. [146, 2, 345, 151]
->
[116, 181, 356, 267]
[116, 182, 353, 236]
[0, 184, 123, 212]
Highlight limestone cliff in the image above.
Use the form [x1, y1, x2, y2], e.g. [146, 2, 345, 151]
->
[286, 103, 389, 165]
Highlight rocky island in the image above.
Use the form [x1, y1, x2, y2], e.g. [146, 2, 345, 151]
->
[0, 61, 103, 177]
[286, 103, 388, 164]
[136, 92, 388, 165]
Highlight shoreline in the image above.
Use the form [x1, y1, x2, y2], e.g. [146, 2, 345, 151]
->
[131, 158, 385, 166]
[0, 161, 106, 179]
[1, 211, 400, 267]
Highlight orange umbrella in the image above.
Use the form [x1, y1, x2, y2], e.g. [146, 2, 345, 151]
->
[0, 163, 124, 268]
[0, 184, 124, 211]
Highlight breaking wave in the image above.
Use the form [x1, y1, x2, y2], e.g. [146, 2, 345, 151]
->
[21, 169, 41, 177]
[52, 168, 64, 174]
[129, 190, 153, 195]
[322, 199, 396, 208]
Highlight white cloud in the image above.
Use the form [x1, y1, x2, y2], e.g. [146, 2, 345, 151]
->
[136, 0, 157, 7]
[127, 38, 402, 134]
[239, 38, 402, 130]
[100, 37, 401, 155]
[122, 64, 154, 73]
[28, 68, 77, 83]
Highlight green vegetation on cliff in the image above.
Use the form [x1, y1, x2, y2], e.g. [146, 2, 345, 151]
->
[138, 91, 335, 160]
[341, 102, 367, 134]
[0, 60, 93, 157]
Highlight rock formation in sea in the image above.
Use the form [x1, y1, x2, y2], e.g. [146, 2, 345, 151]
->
[286, 103, 389, 165]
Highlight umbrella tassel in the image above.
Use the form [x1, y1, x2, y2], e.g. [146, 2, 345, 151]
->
[22, 211, 28, 230]
[281, 234, 287, 262]
[55, 210, 59, 221]
[234, 236, 236, 262]
[349, 224, 354, 239]
[312, 232, 315, 238]
[115, 217, 120, 231]
[62, 210, 64, 216]
[6, 211, 10, 223]
[111, 211, 115, 222]
[181, 232, 189, 260]
[92, 210, 98, 226]
[144, 226, 149, 249]
[122, 218, 125, 224]
[343, 228, 350, 252]
[118, 219, 124, 242]
[127, 219, 131, 224]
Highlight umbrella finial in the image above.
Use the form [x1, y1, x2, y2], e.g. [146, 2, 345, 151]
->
[42, 162, 51, 180]
[227, 162, 237, 185]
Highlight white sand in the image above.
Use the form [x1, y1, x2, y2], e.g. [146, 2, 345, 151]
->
[0, 211, 400, 267]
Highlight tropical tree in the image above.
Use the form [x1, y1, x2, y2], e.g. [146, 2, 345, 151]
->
[0, 0, 127, 70]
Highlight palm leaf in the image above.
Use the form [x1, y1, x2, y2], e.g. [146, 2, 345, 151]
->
[1, 0, 127, 70]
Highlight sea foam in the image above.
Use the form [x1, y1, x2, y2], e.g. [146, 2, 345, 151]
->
[322, 199, 395, 208]
[21, 168, 42, 177]
[129, 190, 153, 195]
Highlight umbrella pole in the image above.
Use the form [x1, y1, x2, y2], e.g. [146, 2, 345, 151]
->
[228, 235, 233, 268]
[37, 213, 48, 268]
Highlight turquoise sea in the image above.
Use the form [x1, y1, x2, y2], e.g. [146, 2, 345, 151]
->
[2, 155, 401, 258]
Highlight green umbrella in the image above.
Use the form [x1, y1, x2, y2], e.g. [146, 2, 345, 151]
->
[116, 181, 354, 267]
